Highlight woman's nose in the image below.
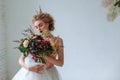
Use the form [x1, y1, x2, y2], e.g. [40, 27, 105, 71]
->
[37, 26, 40, 29]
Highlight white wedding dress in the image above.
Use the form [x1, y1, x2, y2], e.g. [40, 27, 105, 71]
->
[12, 54, 61, 80]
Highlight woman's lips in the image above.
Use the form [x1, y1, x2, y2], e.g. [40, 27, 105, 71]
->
[40, 31, 42, 33]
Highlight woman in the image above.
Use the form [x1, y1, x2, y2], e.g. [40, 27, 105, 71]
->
[12, 12, 64, 80]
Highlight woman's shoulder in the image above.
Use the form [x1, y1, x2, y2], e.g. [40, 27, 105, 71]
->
[55, 36, 63, 43]
[54, 36, 64, 47]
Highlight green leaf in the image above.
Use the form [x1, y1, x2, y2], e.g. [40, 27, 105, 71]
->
[38, 56, 46, 63]
[18, 44, 28, 56]
[114, 1, 120, 7]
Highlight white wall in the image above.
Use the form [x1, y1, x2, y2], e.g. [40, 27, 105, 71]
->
[0, 0, 8, 80]
[5, 0, 120, 80]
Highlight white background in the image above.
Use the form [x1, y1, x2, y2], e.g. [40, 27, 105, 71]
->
[1, 0, 120, 80]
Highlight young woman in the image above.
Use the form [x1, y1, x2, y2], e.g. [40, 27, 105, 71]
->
[12, 12, 64, 80]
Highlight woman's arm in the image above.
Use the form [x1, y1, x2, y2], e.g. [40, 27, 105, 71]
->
[44, 37, 64, 67]
[19, 55, 29, 70]
[19, 55, 44, 73]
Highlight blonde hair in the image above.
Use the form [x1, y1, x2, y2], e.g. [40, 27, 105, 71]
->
[32, 13, 55, 31]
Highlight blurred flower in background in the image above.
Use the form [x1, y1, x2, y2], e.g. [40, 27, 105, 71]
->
[102, 0, 120, 21]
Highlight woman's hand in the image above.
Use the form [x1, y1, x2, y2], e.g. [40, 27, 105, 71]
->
[43, 54, 55, 69]
[44, 54, 55, 62]
[28, 65, 44, 74]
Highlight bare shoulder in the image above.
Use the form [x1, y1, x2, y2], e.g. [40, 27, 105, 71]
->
[56, 36, 64, 47]
[58, 37, 63, 42]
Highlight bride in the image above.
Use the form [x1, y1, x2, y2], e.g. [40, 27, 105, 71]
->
[12, 11, 64, 80]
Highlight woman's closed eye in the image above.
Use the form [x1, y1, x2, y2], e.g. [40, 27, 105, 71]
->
[38, 24, 43, 27]
[35, 24, 43, 29]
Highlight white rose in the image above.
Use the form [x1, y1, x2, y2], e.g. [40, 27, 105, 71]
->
[23, 40, 29, 48]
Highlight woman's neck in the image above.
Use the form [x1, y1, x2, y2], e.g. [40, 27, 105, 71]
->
[41, 30, 54, 38]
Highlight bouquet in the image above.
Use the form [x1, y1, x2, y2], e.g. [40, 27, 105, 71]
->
[14, 27, 54, 63]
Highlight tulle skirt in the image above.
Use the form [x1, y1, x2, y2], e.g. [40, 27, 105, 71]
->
[12, 54, 61, 80]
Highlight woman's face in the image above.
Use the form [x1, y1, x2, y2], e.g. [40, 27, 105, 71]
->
[33, 20, 49, 33]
